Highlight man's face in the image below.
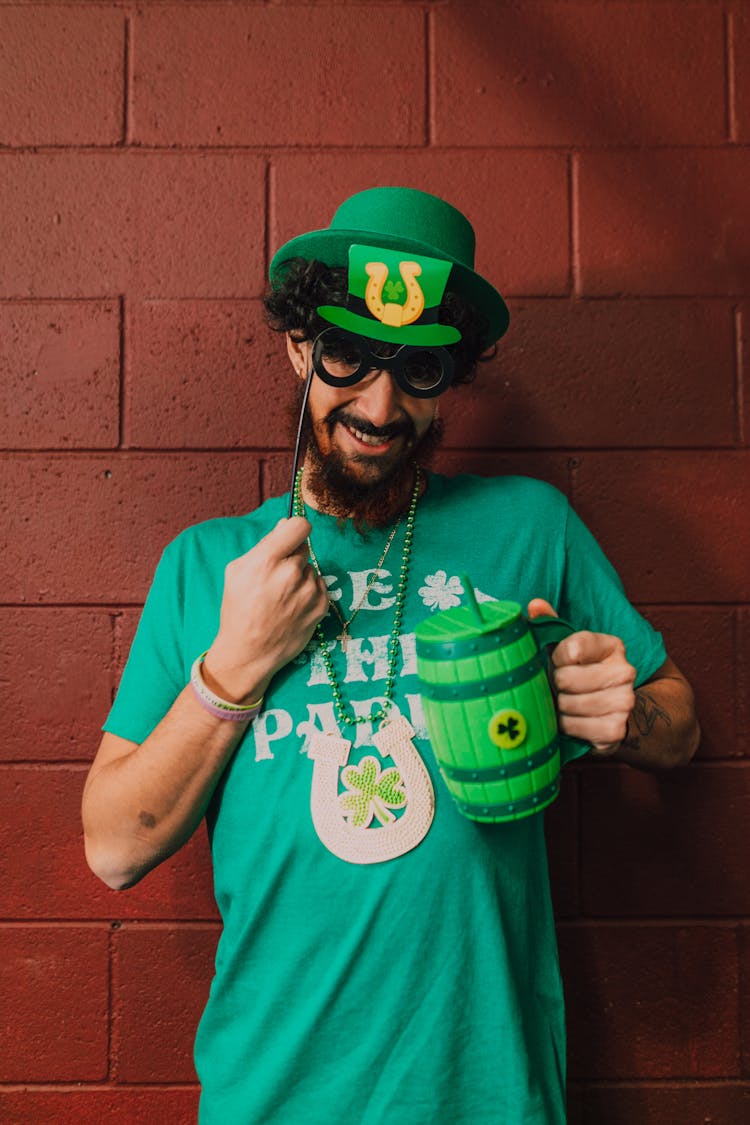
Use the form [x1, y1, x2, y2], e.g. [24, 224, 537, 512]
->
[287, 333, 443, 525]
[292, 336, 438, 474]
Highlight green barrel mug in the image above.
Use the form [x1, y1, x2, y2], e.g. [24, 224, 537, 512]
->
[415, 583, 586, 824]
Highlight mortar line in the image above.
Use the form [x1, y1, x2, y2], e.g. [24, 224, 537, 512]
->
[570, 1077, 750, 1090]
[0, 1082, 200, 1092]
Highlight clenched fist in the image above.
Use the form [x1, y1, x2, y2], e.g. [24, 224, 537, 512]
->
[202, 517, 330, 704]
[527, 598, 636, 757]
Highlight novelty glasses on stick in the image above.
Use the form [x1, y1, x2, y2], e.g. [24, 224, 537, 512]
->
[312, 327, 455, 398]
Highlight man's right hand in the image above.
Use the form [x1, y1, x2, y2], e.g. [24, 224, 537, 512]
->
[201, 517, 329, 703]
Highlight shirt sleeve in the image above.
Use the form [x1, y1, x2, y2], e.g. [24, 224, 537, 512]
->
[555, 503, 667, 764]
[102, 538, 186, 745]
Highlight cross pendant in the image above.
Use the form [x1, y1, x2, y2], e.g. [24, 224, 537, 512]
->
[337, 628, 349, 652]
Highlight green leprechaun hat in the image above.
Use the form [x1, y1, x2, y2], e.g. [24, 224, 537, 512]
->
[269, 187, 510, 347]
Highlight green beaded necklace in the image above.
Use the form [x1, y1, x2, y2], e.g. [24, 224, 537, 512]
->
[293, 465, 421, 729]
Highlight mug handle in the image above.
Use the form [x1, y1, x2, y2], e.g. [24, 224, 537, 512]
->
[528, 615, 591, 762]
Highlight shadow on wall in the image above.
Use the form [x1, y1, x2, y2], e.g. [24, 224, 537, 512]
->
[437, 5, 748, 1121]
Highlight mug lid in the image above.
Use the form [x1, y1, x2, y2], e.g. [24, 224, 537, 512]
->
[415, 600, 522, 645]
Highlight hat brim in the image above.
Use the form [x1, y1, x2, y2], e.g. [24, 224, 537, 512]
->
[270, 228, 510, 347]
[317, 306, 461, 347]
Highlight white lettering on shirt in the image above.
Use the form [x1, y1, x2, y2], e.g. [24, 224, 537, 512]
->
[253, 708, 293, 762]
[405, 693, 428, 740]
[307, 640, 336, 687]
[321, 573, 342, 604]
[349, 569, 395, 611]
[344, 635, 389, 683]
[297, 701, 339, 754]
[399, 633, 417, 678]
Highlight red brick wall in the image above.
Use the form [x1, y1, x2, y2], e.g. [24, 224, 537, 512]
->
[1, 2, 747, 1122]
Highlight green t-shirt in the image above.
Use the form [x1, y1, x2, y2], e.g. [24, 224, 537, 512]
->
[105, 473, 666, 1125]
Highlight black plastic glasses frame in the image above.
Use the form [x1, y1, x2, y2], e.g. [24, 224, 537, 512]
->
[311, 327, 455, 399]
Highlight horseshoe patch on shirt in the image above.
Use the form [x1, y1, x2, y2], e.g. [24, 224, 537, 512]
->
[307, 716, 435, 864]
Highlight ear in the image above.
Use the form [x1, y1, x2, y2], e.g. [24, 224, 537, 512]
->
[285, 333, 309, 378]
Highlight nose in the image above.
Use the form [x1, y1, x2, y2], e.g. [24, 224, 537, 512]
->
[354, 367, 404, 427]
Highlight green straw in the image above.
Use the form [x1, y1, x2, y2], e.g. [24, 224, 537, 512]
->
[460, 573, 484, 625]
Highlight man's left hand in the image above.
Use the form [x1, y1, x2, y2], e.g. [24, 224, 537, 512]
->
[527, 599, 636, 757]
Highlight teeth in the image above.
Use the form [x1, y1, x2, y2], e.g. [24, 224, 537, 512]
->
[349, 426, 389, 446]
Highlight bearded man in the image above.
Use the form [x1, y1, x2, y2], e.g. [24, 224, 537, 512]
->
[83, 188, 699, 1125]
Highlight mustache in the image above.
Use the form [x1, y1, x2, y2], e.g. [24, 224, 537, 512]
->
[324, 408, 415, 444]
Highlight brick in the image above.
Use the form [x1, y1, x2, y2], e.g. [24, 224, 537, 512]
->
[742, 926, 750, 1076]
[580, 764, 750, 917]
[566, 1086, 584, 1125]
[559, 923, 739, 1079]
[0, 609, 114, 762]
[0, 301, 119, 449]
[434, 3, 725, 147]
[734, 10, 750, 143]
[126, 300, 294, 448]
[546, 768, 579, 919]
[133, 6, 425, 147]
[0, 767, 219, 921]
[114, 925, 218, 1082]
[571, 452, 750, 603]
[638, 606, 738, 761]
[448, 299, 735, 450]
[0, 1089, 200, 1125]
[0, 925, 109, 1081]
[578, 150, 750, 296]
[261, 450, 573, 503]
[0, 7, 123, 146]
[581, 1083, 750, 1125]
[0, 154, 265, 299]
[0, 453, 262, 603]
[272, 152, 570, 298]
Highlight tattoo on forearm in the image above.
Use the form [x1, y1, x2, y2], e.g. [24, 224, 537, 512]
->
[621, 690, 672, 751]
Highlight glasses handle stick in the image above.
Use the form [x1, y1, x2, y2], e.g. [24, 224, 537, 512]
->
[288, 364, 314, 520]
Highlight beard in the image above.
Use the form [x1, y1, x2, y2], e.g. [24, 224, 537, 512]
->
[289, 389, 444, 531]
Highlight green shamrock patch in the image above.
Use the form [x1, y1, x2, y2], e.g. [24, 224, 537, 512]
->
[339, 756, 407, 828]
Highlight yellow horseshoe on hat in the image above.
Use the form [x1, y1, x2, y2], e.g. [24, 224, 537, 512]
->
[365, 261, 425, 328]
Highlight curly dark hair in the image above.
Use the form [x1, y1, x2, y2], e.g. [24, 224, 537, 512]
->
[264, 258, 492, 385]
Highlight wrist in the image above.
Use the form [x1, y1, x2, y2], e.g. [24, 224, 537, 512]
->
[202, 647, 268, 705]
[190, 652, 264, 724]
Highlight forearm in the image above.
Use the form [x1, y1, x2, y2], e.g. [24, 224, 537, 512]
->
[611, 672, 700, 770]
[82, 684, 251, 890]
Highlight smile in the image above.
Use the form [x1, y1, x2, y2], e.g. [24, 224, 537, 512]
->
[348, 425, 393, 447]
[340, 421, 402, 451]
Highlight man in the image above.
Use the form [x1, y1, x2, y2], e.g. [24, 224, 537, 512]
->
[83, 187, 699, 1124]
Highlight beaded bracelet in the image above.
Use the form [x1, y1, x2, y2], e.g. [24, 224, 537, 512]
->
[190, 652, 263, 723]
